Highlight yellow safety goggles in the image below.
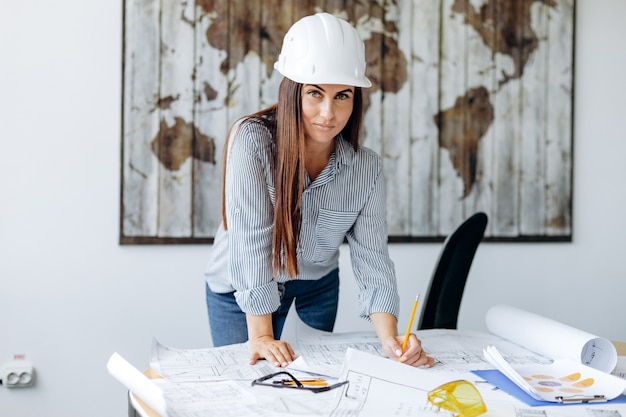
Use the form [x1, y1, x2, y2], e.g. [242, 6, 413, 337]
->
[428, 380, 487, 417]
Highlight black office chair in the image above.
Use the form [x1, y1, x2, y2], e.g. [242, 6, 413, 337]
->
[417, 212, 488, 330]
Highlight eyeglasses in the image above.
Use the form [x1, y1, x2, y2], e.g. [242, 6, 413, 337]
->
[428, 380, 487, 417]
[251, 371, 349, 394]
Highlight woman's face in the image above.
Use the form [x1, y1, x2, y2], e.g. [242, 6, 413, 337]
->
[301, 84, 354, 146]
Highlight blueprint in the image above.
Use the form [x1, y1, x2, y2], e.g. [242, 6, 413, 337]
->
[150, 339, 276, 382]
[108, 304, 626, 417]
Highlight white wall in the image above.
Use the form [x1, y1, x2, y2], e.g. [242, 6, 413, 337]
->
[0, 1, 624, 416]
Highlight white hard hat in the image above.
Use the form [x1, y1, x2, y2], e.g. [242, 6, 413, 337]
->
[274, 13, 372, 88]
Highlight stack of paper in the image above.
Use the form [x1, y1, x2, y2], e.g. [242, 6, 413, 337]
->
[483, 345, 626, 403]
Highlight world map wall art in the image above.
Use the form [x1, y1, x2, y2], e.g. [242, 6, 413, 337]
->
[120, 0, 574, 243]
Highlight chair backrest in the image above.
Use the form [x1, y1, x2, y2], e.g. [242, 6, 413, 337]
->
[417, 212, 488, 330]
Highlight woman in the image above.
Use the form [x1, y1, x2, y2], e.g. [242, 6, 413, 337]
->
[204, 12, 434, 369]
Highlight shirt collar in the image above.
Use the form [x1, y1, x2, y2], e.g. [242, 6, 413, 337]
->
[333, 135, 355, 169]
[305, 136, 355, 188]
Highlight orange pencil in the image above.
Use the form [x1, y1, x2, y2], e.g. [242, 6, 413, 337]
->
[399, 294, 420, 359]
[277, 378, 328, 387]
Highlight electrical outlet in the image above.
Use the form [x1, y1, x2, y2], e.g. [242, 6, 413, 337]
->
[1, 360, 35, 388]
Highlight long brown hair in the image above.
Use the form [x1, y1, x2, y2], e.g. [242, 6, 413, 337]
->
[221, 78, 364, 277]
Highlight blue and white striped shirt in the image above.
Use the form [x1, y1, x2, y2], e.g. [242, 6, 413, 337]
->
[204, 118, 400, 321]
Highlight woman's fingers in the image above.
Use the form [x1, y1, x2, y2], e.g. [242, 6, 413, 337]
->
[395, 334, 435, 368]
[249, 338, 296, 367]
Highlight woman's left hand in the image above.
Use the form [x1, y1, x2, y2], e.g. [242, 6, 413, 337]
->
[382, 334, 435, 368]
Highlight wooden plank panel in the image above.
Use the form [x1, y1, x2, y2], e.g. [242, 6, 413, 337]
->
[409, 0, 441, 236]
[323, 0, 349, 16]
[121, 0, 161, 238]
[490, 0, 522, 237]
[460, 0, 496, 225]
[359, 1, 384, 157]
[260, 0, 296, 108]
[544, 0, 573, 236]
[519, 2, 550, 235]
[156, 0, 196, 237]
[437, 0, 467, 234]
[231, 0, 263, 124]
[193, 0, 230, 237]
[294, 0, 315, 18]
[381, 0, 412, 235]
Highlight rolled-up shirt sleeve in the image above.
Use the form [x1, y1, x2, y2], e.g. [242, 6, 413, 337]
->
[346, 162, 400, 321]
[225, 122, 280, 315]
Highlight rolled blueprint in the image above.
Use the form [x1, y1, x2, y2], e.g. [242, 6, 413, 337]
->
[485, 304, 618, 373]
[107, 352, 168, 417]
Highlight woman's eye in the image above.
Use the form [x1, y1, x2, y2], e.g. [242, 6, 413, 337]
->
[336, 93, 350, 100]
[307, 90, 322, 98]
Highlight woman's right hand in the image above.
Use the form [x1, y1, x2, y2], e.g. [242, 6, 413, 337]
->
[249, 335, 297, 367]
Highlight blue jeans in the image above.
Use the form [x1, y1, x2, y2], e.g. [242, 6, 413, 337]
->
[206, 268, 339, 347]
